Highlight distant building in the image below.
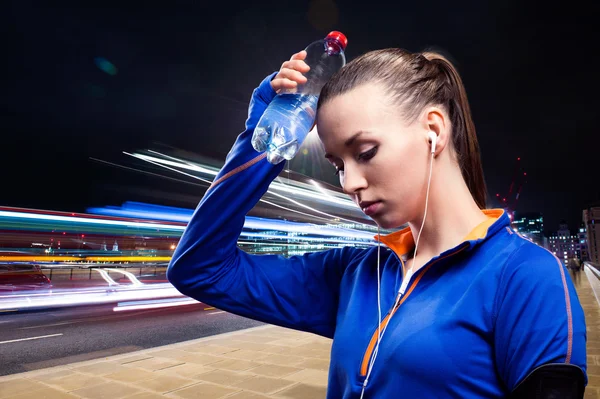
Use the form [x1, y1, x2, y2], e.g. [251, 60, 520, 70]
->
[578, 224, 589, 262]
[583, 207, 600, 264]
[548, 222, 579, 267]
[512, 212, 544, 246]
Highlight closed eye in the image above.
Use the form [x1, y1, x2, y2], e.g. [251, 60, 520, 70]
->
[358, 147, 377, 161]
[333, 147, 377, 176]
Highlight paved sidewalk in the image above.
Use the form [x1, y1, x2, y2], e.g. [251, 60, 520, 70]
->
[1, 267, 599, 399]
[0, 325, 331, 399]
[581, 267, 600, 399]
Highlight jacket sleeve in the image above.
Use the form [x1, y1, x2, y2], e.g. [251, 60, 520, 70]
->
[167, 72, 361, 338]
[493, 244, 587, 392]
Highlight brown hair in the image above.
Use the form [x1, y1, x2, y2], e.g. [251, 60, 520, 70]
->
[318, 48, 487, 209]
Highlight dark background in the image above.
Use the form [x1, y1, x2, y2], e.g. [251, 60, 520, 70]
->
[2, 0, 598, 234]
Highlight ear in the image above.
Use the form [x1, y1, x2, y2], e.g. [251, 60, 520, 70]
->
[421, 106, 449, 157]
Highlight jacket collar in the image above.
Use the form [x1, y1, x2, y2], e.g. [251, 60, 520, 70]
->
[375, 209, 509, 258]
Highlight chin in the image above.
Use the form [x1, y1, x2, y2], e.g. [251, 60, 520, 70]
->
[372, 211, 408, 230]
[373, 217, 401, 230]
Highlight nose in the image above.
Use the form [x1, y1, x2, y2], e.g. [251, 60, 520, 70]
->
[341, 165, 368, 195]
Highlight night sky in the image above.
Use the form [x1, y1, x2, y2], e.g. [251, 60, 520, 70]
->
[3, 0, 598, 235]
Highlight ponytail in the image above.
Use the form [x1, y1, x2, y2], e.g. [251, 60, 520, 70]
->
[423, 53, 487, 209]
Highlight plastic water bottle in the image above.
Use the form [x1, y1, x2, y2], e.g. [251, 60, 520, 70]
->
[252, 31, 348, 165]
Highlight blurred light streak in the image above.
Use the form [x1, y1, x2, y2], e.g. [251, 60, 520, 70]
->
[125, 152, 217, 179]
[148, 149, 217, 172]
[87, 203, 373, 239]
[0, 256, 171, 262]
[105, 268, 143, 286]
[92, 268, 119, 286]
[113, 297, 198, 312]
[0, 283, 184, 311]
[237, 241, 326, 247]
[257, 199, 334, 224]
[119, 154, 341, 224]
[0, 210, 185, 231]
[266, 190, 370, 228]
[124, 152, 369, 228]
[239, 232, 372, 246]
[1, 206, 376, 252]
[86, 256, 173, 262]
[0, 256, 84, 262]
[310, 179, 336, 200]
[269, 181, 354, 209]
[89, 158, 205, 188]
[87, 205, 193, 223]
[126, 151, 356, 210]
[243, 219, 374, 240]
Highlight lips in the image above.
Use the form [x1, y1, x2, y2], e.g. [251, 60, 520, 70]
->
[359, 201, 382, 216]
[359, 200, 377, 209]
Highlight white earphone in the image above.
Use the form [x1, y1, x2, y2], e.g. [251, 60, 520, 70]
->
[428, 131, 437, 154]
[360, 130, 438, 399]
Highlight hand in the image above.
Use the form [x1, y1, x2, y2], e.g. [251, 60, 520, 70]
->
[271, 51, 310, 93]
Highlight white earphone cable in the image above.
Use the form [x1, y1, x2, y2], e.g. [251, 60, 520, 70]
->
[360, 225, 381, 399]
[413, 149, 435, 278]
[359, 147, 435, 399]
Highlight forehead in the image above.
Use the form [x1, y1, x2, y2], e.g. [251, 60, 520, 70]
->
[317, 84, 399, 148]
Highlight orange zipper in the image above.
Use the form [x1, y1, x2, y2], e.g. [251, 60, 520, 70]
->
[359, 244, 469, 377]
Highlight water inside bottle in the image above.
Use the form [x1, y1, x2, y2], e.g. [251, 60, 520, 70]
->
[253, 93, 318, 164]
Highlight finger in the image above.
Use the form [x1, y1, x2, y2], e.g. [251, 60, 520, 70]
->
[271, 78, 298, 92]
[290, 50, 307, 61]
[277, 68, 307, 84]
[281, 59, 310, 73]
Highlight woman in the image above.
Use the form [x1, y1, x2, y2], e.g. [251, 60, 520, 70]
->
[167, 48, 586, 398]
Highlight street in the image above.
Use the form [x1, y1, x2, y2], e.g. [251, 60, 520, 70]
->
[0, 302, 264, 375]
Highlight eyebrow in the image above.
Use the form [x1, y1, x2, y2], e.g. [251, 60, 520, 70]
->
[324, 130, 369, 159]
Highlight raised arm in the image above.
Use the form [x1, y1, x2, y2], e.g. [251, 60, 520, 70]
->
[167, 54, 363, 338]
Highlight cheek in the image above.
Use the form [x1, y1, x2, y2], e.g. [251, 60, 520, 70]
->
[369, 149, 409, 188]
[374, 154, 421, 207]
[380, 145, 424, 186]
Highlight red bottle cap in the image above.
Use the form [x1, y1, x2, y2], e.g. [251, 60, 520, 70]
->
[326, 31, 348, 50]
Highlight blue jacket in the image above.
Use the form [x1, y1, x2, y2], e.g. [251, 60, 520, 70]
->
[167, 73, 587, 398]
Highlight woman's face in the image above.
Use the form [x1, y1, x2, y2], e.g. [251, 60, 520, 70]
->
[317, 83, 432, 229]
